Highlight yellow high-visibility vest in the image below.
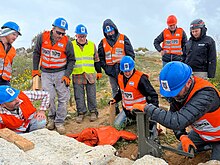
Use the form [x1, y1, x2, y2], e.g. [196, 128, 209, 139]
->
[72, 40, 95, 74]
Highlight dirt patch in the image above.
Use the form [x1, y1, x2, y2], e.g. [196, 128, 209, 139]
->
[63, 55, 211, 164]
[64, 105, 210, 164]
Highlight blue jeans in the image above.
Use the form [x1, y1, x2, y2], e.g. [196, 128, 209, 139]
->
[28, 118, 47, 132]
[178, 130, 220, 160]
[114, 110, 127, 129]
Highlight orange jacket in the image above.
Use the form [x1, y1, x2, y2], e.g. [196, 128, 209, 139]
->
[185, 76, 220, 141]
[103, 34, 125, 65]
[162, 28, 183, 55]
[66, 126, 137, 146]
[0, 91, 36, 132]
[118, 70, 147, 110]
[40, 31, 68, 69]
[0, 43, 16, 81]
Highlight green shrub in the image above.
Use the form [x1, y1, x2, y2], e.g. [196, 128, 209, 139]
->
[134, 47, 149, 52]
[11, 55, 32, 90]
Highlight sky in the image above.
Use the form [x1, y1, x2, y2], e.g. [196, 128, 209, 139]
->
[0, 0, 220, 51]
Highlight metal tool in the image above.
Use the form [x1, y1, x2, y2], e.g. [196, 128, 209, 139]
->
[136, 111, 194, 158]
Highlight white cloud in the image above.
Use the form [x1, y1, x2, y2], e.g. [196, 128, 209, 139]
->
[0, 0, 219, 50]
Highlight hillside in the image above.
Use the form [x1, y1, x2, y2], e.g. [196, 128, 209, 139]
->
[10, 51, 219, 164]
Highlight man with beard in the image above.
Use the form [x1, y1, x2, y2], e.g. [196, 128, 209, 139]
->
[132, 61, 220, 161]
[32, 17, 75, 134]
[0, 21, 21, 86]
[0, 85, 49, 133]
[98, 19, 135, 115]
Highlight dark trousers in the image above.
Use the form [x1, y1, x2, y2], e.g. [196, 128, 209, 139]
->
[0, 77, 10, 86]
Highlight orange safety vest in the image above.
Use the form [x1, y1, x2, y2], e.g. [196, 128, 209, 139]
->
[0, 44, 16, 81]
[0, 91, 36, 132]
[40, 31, 68, 69]
[162, 28, 183, 55]
[185, 76, 220, 141]
[103, 34, 125, 65]
[118, 70, 148, 110]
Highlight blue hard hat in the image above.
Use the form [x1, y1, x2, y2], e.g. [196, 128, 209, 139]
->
[75, 24, 88, 34]
[104, 25, 114, 33]
[1, 21, 21, 35]
[120, 56, 135, 72]
[159, 61, 192, 97]
[52, 17, 68, 30]
[0, 86, 20, 104]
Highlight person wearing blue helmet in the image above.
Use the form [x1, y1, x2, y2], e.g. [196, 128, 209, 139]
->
[0, 21, 21, 86]
[71, 24, 101, 123]
[109, 56, 158, 130]
[132, 61, 220, 161]
[32, 17, 76, 134]
[98, 19, 135, 115]
[0, 85, 49, 133]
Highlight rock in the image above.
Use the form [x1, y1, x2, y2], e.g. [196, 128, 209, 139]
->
[0, 128, 167, 165]
[133, 155, 168, 165]
[198, 160, 220, 165]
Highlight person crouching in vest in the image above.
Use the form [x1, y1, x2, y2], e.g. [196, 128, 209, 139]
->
[32, 17, 76, 135]
[72, 24, 102, 123]
[109, 56, 159, 130]
[0, 21, 21, 86]
[0, 86, 49, 133]
[98, 19, 135, 115]
[154, 15, 187, 67]
[132, 61, 220, 161]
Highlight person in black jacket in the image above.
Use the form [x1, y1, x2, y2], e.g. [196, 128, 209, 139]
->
[154, 15, 187, 67]
[183, 19, 217, 79]
[98, 19, 135, 114]
[132, 61, 220, 161]
[109, 56, 158, 130]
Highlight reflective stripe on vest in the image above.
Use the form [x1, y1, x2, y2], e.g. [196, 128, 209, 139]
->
[0, 91, 36, 132]
[41, 31, 67, 69]
[118, 70, 147, 110]
[162, 28, 183, 55]
[103, 34, 125, 65]
[0, 44, 16, 81]
[72, 40, 95, 74]
[185, 76, 220, 141]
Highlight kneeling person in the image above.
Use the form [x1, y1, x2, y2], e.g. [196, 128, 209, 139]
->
[0, 86, 49, 133]
[110, 56, 159, 129]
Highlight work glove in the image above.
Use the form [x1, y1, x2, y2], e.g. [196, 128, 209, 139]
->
[62, 76, 70, 87]
[108, 99, 116, 105]
[131, 103, 146, 114]
[32, 70, 41, 77]
[180, 135, 197, 153]
[96, 73, 102, 80]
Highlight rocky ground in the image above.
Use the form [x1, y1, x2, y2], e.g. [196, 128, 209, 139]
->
[62, 54, 216, 164]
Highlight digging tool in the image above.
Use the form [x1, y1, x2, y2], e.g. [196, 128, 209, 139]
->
[109, 103, 116, 125]
[135, 111, 194, 159]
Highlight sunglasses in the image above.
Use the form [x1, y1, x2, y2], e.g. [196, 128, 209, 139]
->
[77, 35, 86, 38]
[55, 30, 65, 36]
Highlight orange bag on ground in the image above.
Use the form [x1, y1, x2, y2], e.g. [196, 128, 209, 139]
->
[66, 126, 137, 146]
